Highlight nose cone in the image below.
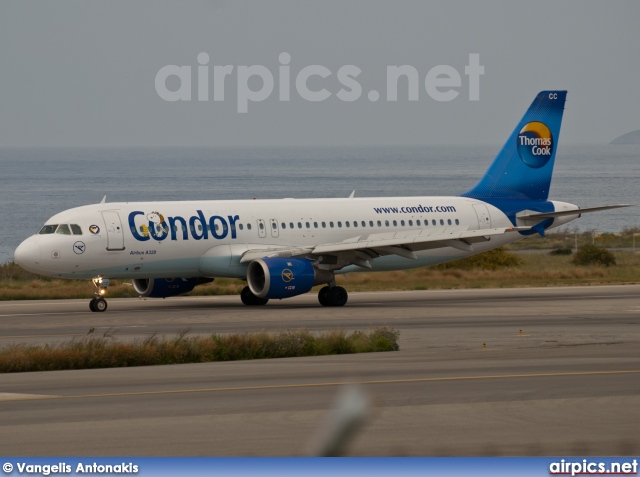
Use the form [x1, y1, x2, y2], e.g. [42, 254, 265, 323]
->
[14, 238, 41, 272]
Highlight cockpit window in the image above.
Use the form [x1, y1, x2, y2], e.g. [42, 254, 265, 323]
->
[55, 224, 71, 235]
[39, 224, 58, 235]
[70, 224, 82, 235]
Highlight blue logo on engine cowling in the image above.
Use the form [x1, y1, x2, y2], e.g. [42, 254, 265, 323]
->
[517, 121, 553, 169]
[281, 269, 294, 282]
[128, 210, 240, 242]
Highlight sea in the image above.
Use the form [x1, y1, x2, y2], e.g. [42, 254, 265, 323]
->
[1, 145, 639, 264]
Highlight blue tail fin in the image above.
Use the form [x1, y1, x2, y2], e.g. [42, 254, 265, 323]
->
[461, 90, 567, 201]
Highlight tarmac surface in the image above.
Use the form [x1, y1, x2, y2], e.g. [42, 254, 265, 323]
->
[1, 285, 639, 456]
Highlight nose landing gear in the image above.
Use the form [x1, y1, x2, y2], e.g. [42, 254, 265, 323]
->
[89, 277, 109, 312]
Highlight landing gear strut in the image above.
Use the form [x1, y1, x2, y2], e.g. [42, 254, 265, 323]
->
[240, 286, 269, 306]
[318, 285, 348, 307]
[90, 277, 109, 312]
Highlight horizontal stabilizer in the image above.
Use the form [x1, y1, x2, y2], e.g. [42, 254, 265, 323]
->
[519, 204, 633, 219]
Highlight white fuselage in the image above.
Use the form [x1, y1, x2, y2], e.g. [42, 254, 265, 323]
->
[14, 196, 577, 280]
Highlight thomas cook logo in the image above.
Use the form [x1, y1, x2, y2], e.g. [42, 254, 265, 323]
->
[89, 225, 100, 234]
[281, 269, 294, 282]
[517, 121, 553, 169]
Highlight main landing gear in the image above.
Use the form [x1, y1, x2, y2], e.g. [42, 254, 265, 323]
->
[89, 276, 109, 312]
[239, 284, 348, 307]
[318, 286, 348, 307]
[241, 286, 269, 306]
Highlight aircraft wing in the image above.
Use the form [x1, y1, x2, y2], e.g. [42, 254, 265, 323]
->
[239, 226, 530, 268]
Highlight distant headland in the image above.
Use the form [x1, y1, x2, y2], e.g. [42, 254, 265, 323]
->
[610, 130, 640, 144]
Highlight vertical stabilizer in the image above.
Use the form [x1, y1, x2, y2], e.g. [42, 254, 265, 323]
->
[461, 91, 567, 201]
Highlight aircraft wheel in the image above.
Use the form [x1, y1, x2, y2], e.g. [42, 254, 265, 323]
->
[328, 286, 348, 307]
[318, 286, 331, 306]
[92, 297, 108, 312]
[253, 296, 269, 306]
[240, 286, 254, 305]
[241, 286, 269, 306]
[89, 298, 97, 312]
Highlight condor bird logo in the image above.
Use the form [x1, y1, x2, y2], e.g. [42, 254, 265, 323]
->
[281, 269, 294, 282]
[517, 121, 553, 169]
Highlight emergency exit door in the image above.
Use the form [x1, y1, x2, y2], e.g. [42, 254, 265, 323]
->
[472, 203, 492, 229]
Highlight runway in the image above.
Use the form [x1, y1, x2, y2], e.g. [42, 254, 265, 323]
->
[1, 285, 639, 456]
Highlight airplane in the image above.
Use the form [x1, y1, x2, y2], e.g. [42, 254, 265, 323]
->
[14, 90, 631, 312]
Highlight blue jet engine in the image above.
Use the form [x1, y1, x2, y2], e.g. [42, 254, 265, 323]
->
[247, 258, 331, 299]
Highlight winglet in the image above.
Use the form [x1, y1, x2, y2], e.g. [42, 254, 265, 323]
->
[349, 191, 355, 199]
[100, 195, 107, 204]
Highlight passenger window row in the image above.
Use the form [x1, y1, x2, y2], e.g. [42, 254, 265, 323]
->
[227, 217, 461, 233]
[274, 218, 460, 230]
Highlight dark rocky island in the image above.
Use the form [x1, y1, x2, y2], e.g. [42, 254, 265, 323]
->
[610, 130, 640, 144]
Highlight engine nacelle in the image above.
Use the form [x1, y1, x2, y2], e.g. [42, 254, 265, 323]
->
[247, 258, 332, 299]
[132, 277, 213, 298]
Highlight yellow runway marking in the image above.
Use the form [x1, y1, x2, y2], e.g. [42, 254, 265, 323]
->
[0, 393, 60, 401]
[6, 369, 640, 402]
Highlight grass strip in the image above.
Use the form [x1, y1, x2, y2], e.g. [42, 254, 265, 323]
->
[0, 327, 400, 373]
[2, 247, 640, 300]
[505, 226, 640, 250]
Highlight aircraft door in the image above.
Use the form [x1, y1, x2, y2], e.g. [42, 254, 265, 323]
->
[257, 219, 266, 238]
[472, 203, 492, 229]
[269, 219, 279, 238]
[101, 211, 125, 251]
